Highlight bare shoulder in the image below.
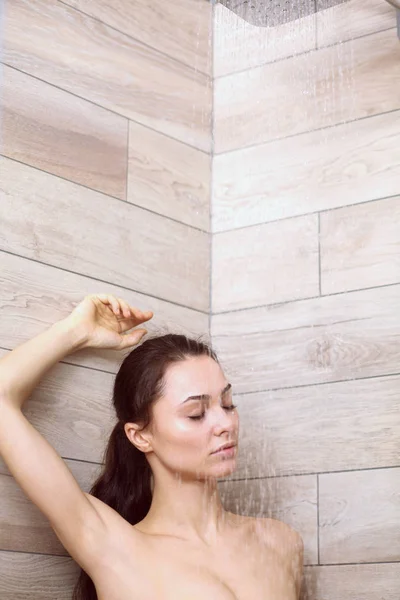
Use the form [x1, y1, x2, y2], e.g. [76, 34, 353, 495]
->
[252, 516, 304, 554]
[253, 517, 304, 597]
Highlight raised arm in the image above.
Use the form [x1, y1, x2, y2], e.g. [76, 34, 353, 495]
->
[0, 317, 107, 572]
[0, 294, 153, 573]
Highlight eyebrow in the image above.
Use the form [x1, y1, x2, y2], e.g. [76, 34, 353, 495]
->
[181, 382, 232, 404]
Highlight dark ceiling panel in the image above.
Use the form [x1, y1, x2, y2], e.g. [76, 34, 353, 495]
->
[217, 0, 350, 27]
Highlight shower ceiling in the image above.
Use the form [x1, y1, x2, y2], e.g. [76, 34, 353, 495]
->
[216, 0, 400, 27]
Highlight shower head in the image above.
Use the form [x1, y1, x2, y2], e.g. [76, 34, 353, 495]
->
[216, 0, 400, 28]
[215, 0, 348, 27]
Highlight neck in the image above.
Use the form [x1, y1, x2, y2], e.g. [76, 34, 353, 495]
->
[141, 469, 230, 545]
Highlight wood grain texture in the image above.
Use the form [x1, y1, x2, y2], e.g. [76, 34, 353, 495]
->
[128, 121, 211, 231]
[0, 158, 209, 312]
[219, 374, 400, 479]
[211, 284, 400, 394]
[0, 550, 79, 599]
[214, 3, 316, 77]
[302, 563, 400, 600]
[0, 251, 209, 377]
[212, 214, 319, 311]
[218, 475, 318, 564]
[0, 349, 115, 468]
[317, 0, 396, 47]
[62, 0, 213, 76]
[0, 252, 209, 375]
[3, 0, 212, 151]
[212, 109, 400, 232]
[320, 196, 400, 295]
[319, 468, 400, 563]
[2, 65, 128, 199]
[0, 458, 101, 555]
[214, 29, 400, 153]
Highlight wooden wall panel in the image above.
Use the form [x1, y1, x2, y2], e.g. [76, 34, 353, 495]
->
[2, 65, 128, 199]
[212, 110, 400, 233]
[319, 468, 400, 564]
[0, 459, 101, 555]
[0, 0, 212, 595]
[302, 564, 400, 599]
[0, 551, 79, 600]
[128, 121, 210, 231]
[0, 350, 114, 469]
[212, 214, 319, 311]
[220, 374, 400, 479]
[62, 0, 212, 76]
[3, 0, 212, 151]
[212, 4, 400, 598]
[0, 252, 209, 374]
[214, 28, 400, 153]
[211, 284, 400, 393]
[0, 158, 209, 312]
[316, 0, 396, 47]
[320, 196, 400, 295]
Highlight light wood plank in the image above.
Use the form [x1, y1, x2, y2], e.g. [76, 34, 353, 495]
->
[62, 0, 212, 76]
[0, 550, 79, 599]
[214, 29, 400, 153]
[317, 0, 397, 47]
[0, 350, 115, 468]
[212, 214, 319, 311]
[302, 563, 400, 600]
[321, 196, 400, 294]
[128, 121, 210, 231]
[211, 284, 400, 393]
[212, 110, 400, 232]
[0, 459, 101, 555]
[2, 65, 128, 199]
[218, 475, 318, 564]
[219, 374, 400, 478]
[0, 251, 209, 374]
[0, 158, 209, 312]
[319, 468, 400, 563]
[214, 3, 316, 77]
[3, 0, 212, 151]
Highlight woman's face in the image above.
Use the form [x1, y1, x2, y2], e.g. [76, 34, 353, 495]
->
[147, 356, 239, 481]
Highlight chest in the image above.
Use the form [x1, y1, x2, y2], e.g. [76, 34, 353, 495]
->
[94, 536, 298, 600]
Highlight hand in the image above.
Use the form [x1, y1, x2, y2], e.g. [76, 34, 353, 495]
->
[64, 294, 153, 351]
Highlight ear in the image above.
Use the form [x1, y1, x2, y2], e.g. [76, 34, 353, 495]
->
[124, 422, 153, 453]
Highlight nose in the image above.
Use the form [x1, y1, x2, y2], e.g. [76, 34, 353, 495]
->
[211, 405, 238, 436]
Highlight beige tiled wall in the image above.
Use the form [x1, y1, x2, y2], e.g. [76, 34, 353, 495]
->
[2, 1, 400, 597]
[213, 1, 400, 598]
[0, 0, 211, 596]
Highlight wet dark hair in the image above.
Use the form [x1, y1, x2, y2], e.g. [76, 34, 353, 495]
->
[72, 332, 218, 600]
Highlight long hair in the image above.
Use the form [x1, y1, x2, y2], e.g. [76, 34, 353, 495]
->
[72, 332, 218, 600]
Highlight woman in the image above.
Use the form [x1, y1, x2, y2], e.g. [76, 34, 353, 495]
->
[0, 293, 304, 599]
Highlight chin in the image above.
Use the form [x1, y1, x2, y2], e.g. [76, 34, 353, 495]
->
[209, 458, 238, 479]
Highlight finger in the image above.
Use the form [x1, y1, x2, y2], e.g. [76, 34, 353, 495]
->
[95, 294, 120, 315]
[106, 295, 122, 316]
[118, 315, 150, 333]
[119, 329, 148, 350]
[90, 294, 119, 316]
[117, 298, 133, 319]
[128, 306, 153, 322]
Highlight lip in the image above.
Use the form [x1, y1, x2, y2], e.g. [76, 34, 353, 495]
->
[211, 442, 237, 454]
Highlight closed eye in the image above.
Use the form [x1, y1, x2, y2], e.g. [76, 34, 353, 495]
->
[188, 405, 237, 421]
